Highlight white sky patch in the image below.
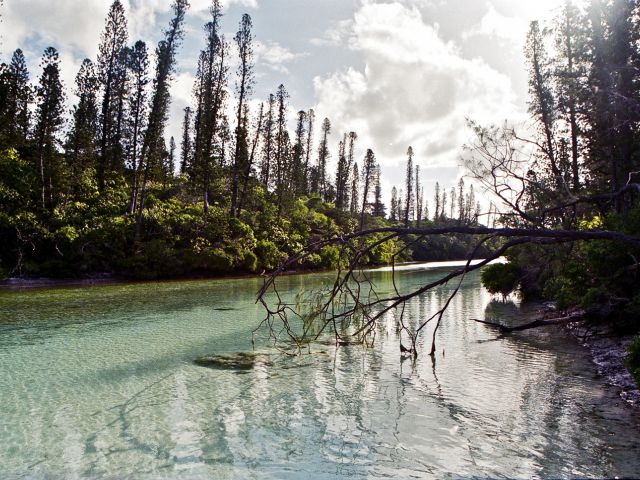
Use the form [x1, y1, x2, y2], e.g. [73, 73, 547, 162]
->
[1, 0, 107, 59]
[313, 1, 518, 201]
[254, 41, 308, 74]
[310, 19, 354, 47]
[189, 0, 258, 12]
[462, 5, 528, 44]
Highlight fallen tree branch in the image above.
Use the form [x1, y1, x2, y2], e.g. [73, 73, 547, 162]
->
[472, 312, 584, 333]
[255, 222, 640, 356]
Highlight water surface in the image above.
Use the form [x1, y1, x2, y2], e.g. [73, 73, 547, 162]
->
[1, 263, 639, 479]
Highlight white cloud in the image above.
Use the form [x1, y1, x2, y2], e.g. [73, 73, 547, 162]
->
[254, 41, 307, 74]
[310, 19, 354, 47]
[462, 5, 528, 44]
[313, 1, 518, 189]
[2, 0, 107, 59]
[189, 0, 258, 11]
[166, 71, 196, 154]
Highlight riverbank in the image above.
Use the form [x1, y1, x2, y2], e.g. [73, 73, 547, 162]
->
[479, 301, 640, 407]
[0, 267, 308, 290]
[566, 319, 640, 406]
[539, 303, 640, 407]
[0, 259, 485, 291]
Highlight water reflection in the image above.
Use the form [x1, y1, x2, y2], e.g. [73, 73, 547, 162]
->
[0, 265, 639, 478]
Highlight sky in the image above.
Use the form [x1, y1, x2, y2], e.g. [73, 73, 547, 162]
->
[0, 0, 573, 204]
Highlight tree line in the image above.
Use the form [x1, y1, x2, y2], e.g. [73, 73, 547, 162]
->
[0, 0, 483, 279]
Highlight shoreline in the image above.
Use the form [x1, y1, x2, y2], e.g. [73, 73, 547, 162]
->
[565, 319, 640, 407]
[527, 303, 639, 407]
[0, 258, 488, 291]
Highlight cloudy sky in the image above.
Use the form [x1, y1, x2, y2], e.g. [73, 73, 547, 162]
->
[0, 0, 572, 201]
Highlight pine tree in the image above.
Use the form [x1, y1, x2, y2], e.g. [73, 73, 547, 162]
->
[304, 109, 315, 194]
[415, 164, 421, 226]
[372, 165, 385, 217]
[449, 187, 456, 219]
[1, 49, 31, 149]
[167, 136, 176, 177]
[231, 13, 254, 219]
[457, 178, 465, 222]
[274, 84, 290, 213]
[238, 101, 264, 213]
[416, 185, 424, 227]
[292, 110, 307, 197]
[434, 182, 440, 220]
[465, 184, 476, 224]
[360, 149, 376, 229]
[554, 1, 587, 192]
[350, 161, 359, 216]
[404, 146, 414, 226]
[441, 190, 447, 220]
[135, 0, 189, 236]
[317, 118, 331, 199]
[180, 106, 192, 175]
[67, 58, 99, 193]
[260, 94, 275, 189]
[346, 131, 357, 207]
[584, 0, 613, 195]
[110, 45, 130, 176]
[34, 47, 66, 209]
[335, 134, 349, 209]
[525, 20, 561, 188]
[97, 0, 128, 191]
[390, 186, 398, 222]
[126, 41, 149, 213]
[605, 0, 638, 208]
[191, 0, 228, 213]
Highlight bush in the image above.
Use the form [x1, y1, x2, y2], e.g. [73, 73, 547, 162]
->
[255, 240, 283, 271]
[481, 263, 520, 297]
[241, 250, 258, 273]
[625, 336, 640, 388]
[318, 245, 341, 269]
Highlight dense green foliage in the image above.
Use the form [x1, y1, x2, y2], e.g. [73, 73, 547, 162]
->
[480, 263, 521, 297]
[0, 146, 403, 279]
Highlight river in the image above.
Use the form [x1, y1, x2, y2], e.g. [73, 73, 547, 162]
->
[1, 262, 639, 479]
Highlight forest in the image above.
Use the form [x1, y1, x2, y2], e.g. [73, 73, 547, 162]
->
[0, 0, 484, 281]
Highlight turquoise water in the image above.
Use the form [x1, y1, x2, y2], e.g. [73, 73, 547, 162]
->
[1, 263, 639, 479]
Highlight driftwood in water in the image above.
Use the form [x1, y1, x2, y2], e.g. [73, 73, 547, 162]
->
[472, 313, 583, 333]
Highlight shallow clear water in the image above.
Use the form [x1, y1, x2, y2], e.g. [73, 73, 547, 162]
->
[1, 263, 639, 479]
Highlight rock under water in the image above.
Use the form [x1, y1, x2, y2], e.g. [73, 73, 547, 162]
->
[194, 352, 273, 371]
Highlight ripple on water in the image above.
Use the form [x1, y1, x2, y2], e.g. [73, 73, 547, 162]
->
[1, 268, 640, 478]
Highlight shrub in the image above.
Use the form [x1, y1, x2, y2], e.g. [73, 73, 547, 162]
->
[206, 248, 234, 273]
[318, 245, 341, 269]
[241, 250, 258, 273]
[481, 263, 520, 297]
[255, 240, 283, 271]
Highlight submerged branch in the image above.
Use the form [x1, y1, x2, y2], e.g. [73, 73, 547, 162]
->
[472, 313, 584, 333]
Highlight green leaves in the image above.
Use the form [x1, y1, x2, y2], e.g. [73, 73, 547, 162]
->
[481, 263, 521, 297]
